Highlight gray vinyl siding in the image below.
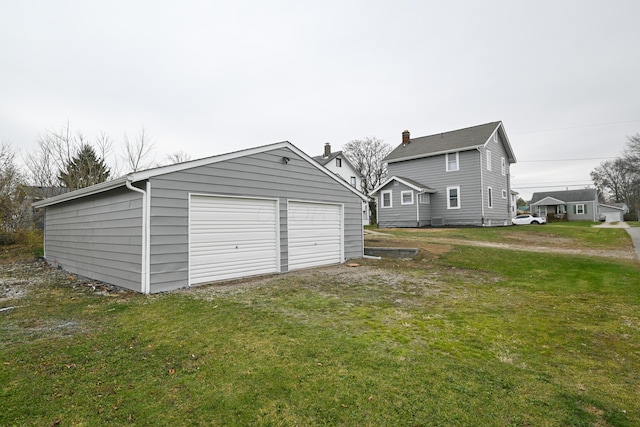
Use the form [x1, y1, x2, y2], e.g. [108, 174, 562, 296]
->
[387, 149, 483, 226]
[377, 182, 420, 228]
[566, 201, 597, 221]
[43, 187, 143, 292]
[479, 133, 512, 225]
[148, 147, 363, 293]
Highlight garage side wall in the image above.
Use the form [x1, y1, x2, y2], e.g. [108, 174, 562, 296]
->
[148, 147, 364, 293]
[42, 187, 143, 292]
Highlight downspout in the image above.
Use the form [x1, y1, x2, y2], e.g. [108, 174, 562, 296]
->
[126, 179, 150, 294]
[416, 192, 420, 227]
[477, 148, 485, 225]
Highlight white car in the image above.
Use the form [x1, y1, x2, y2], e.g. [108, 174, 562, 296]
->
[512, 214, 547, 225]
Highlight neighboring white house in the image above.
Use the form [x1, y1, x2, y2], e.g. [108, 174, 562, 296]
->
[313, 143, 370, 225]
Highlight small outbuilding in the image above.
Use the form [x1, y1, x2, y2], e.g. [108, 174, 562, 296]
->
[33, 142, 368, 293]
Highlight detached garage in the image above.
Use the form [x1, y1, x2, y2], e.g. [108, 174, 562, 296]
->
[33, 142, 367, 293]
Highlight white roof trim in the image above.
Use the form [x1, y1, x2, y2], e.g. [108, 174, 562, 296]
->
[386, 146, 484, 164]
[33, 141, 368, 208]
[369, 176, 436, 196]
[531, 196, 566, 206]
[599, 203, 625, 211]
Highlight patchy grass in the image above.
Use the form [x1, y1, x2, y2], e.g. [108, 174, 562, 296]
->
[1, 226, 639, 426]
[370, 223, 633, 252]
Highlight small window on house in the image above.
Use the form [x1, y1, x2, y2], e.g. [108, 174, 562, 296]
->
[501, 189, 507, 199]
[446, 152, 459, 172]
[401, 191, 413, 205]
[381, 190, 392, 208]
[486, 150, 492, 171]
[336, 158, 342, 167]
[447, 186, 460, 209]
[558, 205, 566, 214]
[487, 187, 493, 208]
[350, 176, 356, 187]
[501, 157, 506, 176]
[419, 193, 430, 204]
[576, 204, 585, 214]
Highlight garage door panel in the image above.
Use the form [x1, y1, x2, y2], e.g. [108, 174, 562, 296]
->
[288, 202, 342, 270]
[189, 195, 278, 285]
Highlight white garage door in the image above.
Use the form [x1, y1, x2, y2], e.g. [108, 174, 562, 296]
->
[288, 201, 342, 270]
[189, 195, 279, 285]
[604, 211, 622, 222]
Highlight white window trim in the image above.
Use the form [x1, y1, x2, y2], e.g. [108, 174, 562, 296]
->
[419, 193, 430, 204]
[576, 204, 585, 214]
[446, 152, 459, 172]
[501, 157, 506, 176]
[501, 189, 507, 199]
[486, 150, 492, 171]
[336, 158, 342, 167]
[487, 186, 493, 208]
[381, 190, 392, 208]
[401, 190, 414, 205]
[447, 186, 461, 209]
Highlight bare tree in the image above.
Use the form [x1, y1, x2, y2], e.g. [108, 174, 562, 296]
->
[342, 136, 392, 224]
[163, 151, 192, 165]
[0, 142, 32, 233]
[123, 127, 156, 172]
[591, 133, 640, 219]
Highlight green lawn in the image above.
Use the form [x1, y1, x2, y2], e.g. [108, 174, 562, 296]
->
[1, 226, 639, 426]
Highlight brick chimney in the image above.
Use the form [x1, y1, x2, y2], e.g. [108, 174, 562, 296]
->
[402, 130, 410, 145]
[324, 142, 331, 157]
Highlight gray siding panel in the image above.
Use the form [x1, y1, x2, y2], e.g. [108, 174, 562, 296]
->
[43, 187, 143, 292]
[479, 133, 512, 225]
[387, 150, 483, 226]
[148, 147, 363, 292]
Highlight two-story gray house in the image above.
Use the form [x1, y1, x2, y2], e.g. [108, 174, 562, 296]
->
[371, 121, 517, 227]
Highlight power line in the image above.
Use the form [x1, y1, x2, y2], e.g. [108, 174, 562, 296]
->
[513, 184, 593, 189]
[513, 119, 640, 135]
[518, 157, 616, 163]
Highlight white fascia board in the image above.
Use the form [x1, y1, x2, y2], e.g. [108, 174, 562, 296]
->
[32, 177, 129, 208]
[531, 196, 566, 206]
[386, 146, 484, 164]
[369, 176, 436, 196]
[599, 203, 625, 211]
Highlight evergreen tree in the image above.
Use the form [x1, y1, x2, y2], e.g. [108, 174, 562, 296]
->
[58, 144, 111, 190]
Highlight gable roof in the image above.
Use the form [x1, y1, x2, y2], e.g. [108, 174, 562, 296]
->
[369, 176, 437, 196]
[530, 189, 598, 204]
[33, 141, 368, 208]
[385, 121, 516, 164]
[312, 150, 343, 166]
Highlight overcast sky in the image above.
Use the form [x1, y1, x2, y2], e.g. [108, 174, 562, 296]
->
[2, 0, 639, 200]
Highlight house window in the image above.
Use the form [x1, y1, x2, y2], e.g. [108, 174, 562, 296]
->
[576, 204, 585, 214]
[336, 158, 342, 167]
[446, 152, 459, 172]
[350, 176, 357, 187]
[447, 186, 460, 209]
[557, 205, 566, 214]
[381, 190, 392, 208]
[501, 157, 506, 176]
[419, 193, 430, 204]
[501, 189, 507, 199]
[486, 150, 492, 171]
[487, 187, 493, 208]
[401, 191, 413, 205]
[538, 206, 547, 217]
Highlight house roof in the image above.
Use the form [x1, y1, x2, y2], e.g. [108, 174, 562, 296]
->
[530, 189, 598, 205]
[385, 121, 516, 164]
[369, 176, 437, 196]
[33, 141, 369, 208]
[312, 150, 343, 166]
